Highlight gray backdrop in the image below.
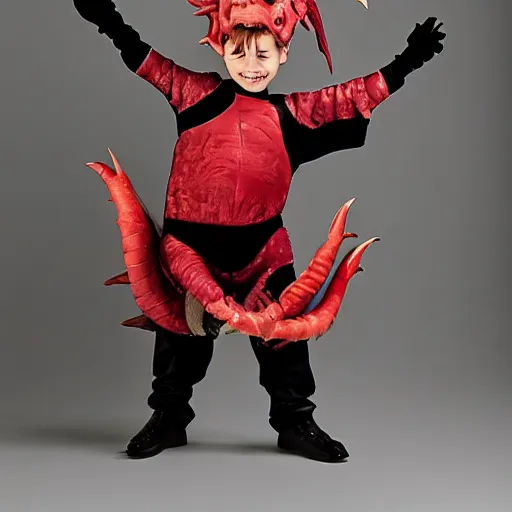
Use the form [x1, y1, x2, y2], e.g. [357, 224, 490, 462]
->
[0, 0, 510, 511]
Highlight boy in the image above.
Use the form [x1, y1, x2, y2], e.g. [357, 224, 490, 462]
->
[73, 0, 444, 462]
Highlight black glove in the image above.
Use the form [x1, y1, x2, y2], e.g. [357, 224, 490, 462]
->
[381, 17, 446, 93]
[73, 0, 119, 28]
[398, 17, 445, 72]
[73, 0, 150, 72]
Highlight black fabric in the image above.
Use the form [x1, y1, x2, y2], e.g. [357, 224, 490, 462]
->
[147, 262, 316, 432]
[249, 334, 316, 431]
[73, 0, 150, 72]
[230, 79, 270, 100]
[163, 214, 284, 273]
[176, 80, 235, 135]
[147, 328, 215, 427]
[269, 94, 370, 173]
[101, 13, 150, 72]
[176, 79, 269, 135]
[379, 61, 406, 95]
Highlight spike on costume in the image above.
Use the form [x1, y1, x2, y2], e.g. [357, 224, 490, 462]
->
[77, 1, 445, 346]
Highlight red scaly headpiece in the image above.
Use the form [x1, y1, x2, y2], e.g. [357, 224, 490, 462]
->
[188, 0, 369, 73]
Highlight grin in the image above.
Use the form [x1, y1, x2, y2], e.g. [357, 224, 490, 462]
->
[239, 73, 268, 83]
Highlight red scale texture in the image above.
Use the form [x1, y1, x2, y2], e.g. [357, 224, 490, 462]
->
[167, 94, 292, 225]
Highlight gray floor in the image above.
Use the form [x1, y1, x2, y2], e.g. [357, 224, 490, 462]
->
[1, 338, 510, 512]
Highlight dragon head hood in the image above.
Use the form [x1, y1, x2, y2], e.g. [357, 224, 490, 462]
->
[188, 0, 369, 74]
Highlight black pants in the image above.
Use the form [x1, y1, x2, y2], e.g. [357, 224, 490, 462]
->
[146, 264, 317, 432]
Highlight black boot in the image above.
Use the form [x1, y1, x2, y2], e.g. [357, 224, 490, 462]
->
[277, 416, 349, 463]
[125, 411, 187, 459]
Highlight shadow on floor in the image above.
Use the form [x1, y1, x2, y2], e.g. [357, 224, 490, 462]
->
[0, 423, 280, 458]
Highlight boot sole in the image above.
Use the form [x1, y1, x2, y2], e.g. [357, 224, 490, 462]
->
[126, 434, 188, 459]
[277, 437, 349, 463]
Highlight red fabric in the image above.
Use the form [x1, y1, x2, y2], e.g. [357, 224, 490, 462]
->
[136, 49, 222, 112]
[284, 70, 390, 125]
[165, 94, 292, 225]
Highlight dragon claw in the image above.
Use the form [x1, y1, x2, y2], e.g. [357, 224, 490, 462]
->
[201, 202, 380, 343]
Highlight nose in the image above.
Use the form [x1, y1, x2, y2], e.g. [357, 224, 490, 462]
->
[244, 47, 261, 69]
[242, 40, 261, 67]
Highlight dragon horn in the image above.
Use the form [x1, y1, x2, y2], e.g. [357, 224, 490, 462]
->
[305, 0, 369, 72]
[305, 0, 332, 73]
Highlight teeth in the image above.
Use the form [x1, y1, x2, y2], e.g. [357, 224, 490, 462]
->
[241, 74, 267, 81]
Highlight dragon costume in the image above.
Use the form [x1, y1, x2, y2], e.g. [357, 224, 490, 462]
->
[73, 0, 445, 461]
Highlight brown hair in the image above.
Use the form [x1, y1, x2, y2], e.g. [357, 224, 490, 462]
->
[222, 24, 282, 54]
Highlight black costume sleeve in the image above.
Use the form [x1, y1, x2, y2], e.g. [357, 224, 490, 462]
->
[99, 11, 150, 72]
[73, 0, 150, 72]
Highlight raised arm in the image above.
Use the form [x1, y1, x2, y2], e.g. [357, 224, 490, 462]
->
[73, 0, 222, 112]
[73, 0, 150, 72]
[278, 17, 446, 169]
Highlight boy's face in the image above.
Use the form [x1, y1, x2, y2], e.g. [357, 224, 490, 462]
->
[223, 32, 288, 92]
